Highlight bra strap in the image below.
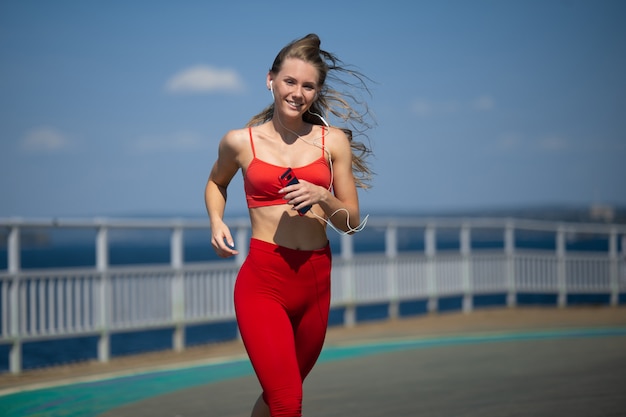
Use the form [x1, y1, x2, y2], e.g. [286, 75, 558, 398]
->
[248, 127, 256, 157]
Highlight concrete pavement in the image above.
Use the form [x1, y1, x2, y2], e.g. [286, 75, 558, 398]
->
[2, 306, 626, 417]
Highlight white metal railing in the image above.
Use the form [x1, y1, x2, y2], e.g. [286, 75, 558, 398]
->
[1, 216, 625, 374]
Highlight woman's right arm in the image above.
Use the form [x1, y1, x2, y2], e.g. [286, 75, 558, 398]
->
[205, 130, 243, 257]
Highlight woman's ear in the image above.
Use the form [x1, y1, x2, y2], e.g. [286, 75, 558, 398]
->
[268, 78, 274, 100]
[266, 73, 273, 91]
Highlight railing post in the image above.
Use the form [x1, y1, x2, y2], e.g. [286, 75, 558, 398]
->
[460, 225, 473, 313]
[556, 227, 567, 308]
[8, 225, 20, 275]
[234, 226, 248, 266]
[609, 229, 618, 307]
[505, 222, 516, 308]
[8, 224, 22, 374]
[617, 234, 626, 305]
[96, 223, 110, 363]
[171, 225, 185, 352]
[425, 224, 437, 313]
[232, 225, 248, 342]
[385, 225, 399, 320]
[341, 233, 356, 327]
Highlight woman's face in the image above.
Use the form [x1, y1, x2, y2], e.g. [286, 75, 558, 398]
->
[268, 58, 319, 120]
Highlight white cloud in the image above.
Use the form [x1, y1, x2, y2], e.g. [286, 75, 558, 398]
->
[165, 65, 245, 94]
[538, 135, 568, 151]
[411, 95, 494, 117]
[411, 99, 433, 117]
[472, 95, 495, 111]
[20, 127, 71, 152]
[494, 132, 570, 153]
[130, 131, 208, 153]
[495, 132, 523, 151]
[410, 98, 459, 117]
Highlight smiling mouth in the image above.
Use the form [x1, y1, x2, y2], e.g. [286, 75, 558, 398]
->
[286, 100, 303, 109]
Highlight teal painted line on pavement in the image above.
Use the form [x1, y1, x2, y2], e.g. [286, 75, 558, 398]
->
[317, 326, 626, 362]
[1, 326, 626, 417]
[0, 359, 254, 417]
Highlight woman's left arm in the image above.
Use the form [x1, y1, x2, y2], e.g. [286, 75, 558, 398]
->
[316, 128, 361, 233]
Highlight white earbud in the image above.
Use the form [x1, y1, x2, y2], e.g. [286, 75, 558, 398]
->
[269, 80, 274, 100]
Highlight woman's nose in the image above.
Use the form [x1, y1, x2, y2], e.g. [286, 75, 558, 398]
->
[292, 86, 303, 98]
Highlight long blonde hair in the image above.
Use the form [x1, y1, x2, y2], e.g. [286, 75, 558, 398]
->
[246, 33, 374, 189]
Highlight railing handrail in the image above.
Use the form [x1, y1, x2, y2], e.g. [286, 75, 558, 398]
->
[2, 215, 626, 232]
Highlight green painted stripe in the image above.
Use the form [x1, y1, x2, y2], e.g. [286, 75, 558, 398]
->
[2, 326, 625, 417]
[318, 327, 626, 361]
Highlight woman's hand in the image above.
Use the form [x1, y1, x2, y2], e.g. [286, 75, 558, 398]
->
[279, 179, 327, 214]
[210, 221, 239, 258]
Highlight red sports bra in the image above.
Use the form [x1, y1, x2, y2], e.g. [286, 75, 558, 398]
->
[244, 127, 331, 209]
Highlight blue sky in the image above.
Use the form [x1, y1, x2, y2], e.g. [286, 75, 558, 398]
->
[1, 0, 625, 218]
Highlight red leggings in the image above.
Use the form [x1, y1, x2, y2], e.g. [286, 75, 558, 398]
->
[234, 238, 332, 417]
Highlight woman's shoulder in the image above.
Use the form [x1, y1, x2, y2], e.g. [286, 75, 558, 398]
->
[220, 127, 250, 151]
[323, 126, 351, 150]
[319, 125, 346, 139]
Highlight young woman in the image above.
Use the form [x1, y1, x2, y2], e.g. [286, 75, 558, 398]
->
[205, 33, 373, 417]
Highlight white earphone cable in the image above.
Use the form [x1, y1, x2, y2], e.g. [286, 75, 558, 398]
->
[272, 92, 368, 235]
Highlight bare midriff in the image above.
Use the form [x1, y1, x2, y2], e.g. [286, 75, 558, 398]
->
[249, 204, 328, 250]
